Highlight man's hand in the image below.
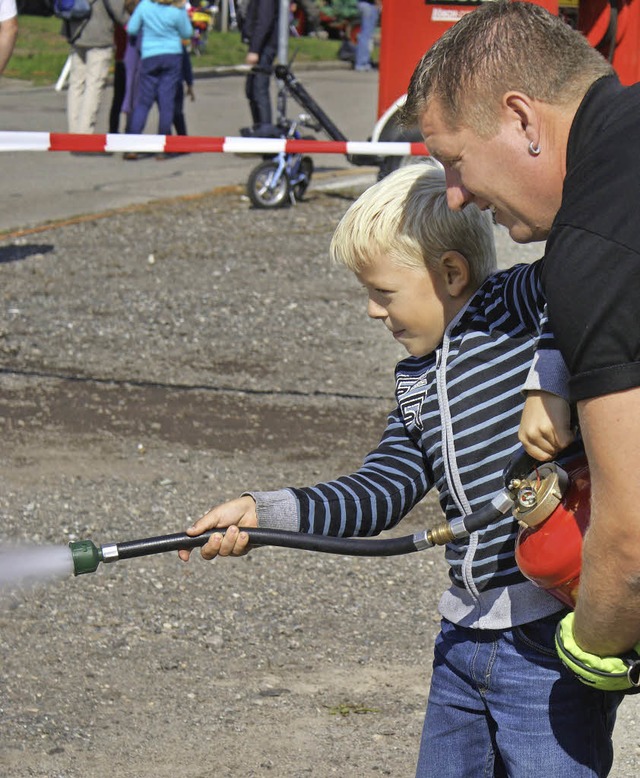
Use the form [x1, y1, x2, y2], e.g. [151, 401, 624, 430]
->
[245, 52, 259, 66]
[178, 495, 258, 561]
[555, 612, 640, 691]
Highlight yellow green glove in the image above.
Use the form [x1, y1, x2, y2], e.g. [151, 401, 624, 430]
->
[555, 612, 640, 692]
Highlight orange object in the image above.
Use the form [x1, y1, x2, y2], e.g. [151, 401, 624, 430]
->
[515, 457, 591, 608]
[377, 0, 640, 120]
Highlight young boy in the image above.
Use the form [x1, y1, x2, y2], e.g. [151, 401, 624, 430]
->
[180, 163, 623, 776]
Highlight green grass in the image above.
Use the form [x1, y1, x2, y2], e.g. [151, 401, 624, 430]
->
[5, 16, 343, 85]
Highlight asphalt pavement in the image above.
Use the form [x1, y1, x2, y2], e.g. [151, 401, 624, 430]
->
[0, 62, 379, 233]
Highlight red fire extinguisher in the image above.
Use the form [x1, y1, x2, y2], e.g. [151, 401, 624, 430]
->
[513, 456, 591, 608]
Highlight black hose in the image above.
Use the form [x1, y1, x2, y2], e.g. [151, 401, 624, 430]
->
[462, 502, 505, 535]
[114, 528, 425, 560]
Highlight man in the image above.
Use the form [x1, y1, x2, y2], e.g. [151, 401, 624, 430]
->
[64, 0, 129, 134]
[354, 0, 380, 72]
[0, 0, 18, 75]
[240, 0, 279, 136]
[402, 0, 640, 668]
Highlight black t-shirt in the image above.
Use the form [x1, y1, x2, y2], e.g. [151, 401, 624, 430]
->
[542, 75, 640, 401]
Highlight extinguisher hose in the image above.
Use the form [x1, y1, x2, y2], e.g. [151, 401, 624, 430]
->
[108, 527, 430, 562]
[462, 497, 511, 535]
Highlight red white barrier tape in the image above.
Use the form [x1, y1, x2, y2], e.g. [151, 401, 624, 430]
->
[0, 131, 429, 157]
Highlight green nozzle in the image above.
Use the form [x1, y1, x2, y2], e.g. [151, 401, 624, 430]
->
[69, 540, 103, 576]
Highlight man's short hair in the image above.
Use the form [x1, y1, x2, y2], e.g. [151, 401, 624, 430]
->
[402, 0, 613, 135]
[330, 161, 496, 288]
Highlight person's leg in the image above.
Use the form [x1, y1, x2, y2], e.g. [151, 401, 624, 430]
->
[109, 60, 127, 133]
[155, 54, 182, 136]
[489, 613, 623, 777]
[354, 1, 378, 71]
[76, 46, 112, 133]
[417, 615, 623, 777]
[416, 619, 504, 778]
[66, 47, 87, 133]
[248, 42, 277, 131]
[128, 56, 160, 135]
[173, 81, 186, 135]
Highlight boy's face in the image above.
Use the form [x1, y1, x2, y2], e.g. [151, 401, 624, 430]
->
[356, 251, 455, 358]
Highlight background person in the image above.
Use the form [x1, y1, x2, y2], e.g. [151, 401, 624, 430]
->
[124, 0, 192, 151]
[239, 0, 279, 137]
[108, 21, 128, 132]
[65, 0, 130, 134]
[177, 163, 614, 777]
[354, 0, 379, 72]
[0, 0, 18, 75]
[171, 42, 193, 137]
[402, 0, 640, 673]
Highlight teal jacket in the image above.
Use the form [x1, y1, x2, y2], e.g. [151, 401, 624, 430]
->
[127, 0, 193, 58]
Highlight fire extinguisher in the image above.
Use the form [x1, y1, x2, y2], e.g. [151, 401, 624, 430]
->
[511, 453, 591, 608]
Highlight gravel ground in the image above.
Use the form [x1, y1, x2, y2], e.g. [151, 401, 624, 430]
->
[1, 184, 638, 777]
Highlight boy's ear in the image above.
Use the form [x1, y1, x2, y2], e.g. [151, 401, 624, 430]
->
[439, 251, 470, 298]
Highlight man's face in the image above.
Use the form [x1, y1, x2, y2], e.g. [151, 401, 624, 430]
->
[418, 98, 561, 244]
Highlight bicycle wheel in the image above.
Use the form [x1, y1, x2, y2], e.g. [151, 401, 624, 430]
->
[292, 156, 314, 201]
[247, 160, 290, 209]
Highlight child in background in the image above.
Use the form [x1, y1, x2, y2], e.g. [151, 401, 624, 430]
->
[180, 163, 622, 776]
[124, 0, 192, 153]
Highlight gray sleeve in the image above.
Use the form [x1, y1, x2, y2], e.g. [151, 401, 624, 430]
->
[522, 349, 570, 401]
[243, 489, 300, 531]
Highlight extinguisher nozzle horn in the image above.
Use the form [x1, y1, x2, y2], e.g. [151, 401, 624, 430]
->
[69, 540, 104, 576]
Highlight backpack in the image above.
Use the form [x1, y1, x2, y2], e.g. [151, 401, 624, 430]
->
[53, 0, 92, 21]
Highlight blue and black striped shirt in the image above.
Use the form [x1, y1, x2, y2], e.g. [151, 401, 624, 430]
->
[253, 262, 568, 628]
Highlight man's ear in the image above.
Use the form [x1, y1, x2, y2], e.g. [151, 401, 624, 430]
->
[439, 251, 470, 298]
[503, 91, 539, 147]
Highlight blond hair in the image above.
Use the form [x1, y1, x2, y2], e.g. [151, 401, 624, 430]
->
[402, 0, 613, 135]
[330, 162, 496, 288]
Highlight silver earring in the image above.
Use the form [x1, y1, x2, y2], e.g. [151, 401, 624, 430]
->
[528, 141, 541, 156]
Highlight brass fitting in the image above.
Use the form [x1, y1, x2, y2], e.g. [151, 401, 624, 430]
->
[510, 463, 569, 528]
[426, 522, 456, 546]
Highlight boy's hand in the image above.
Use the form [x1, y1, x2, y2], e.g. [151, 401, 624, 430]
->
[186, 84, 195, 102]
[518, 390, 575, 461]
[178, 495, 258, 562]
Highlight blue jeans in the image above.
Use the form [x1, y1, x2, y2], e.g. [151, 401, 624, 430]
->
[355, 1, 379, 70]
[416, 615, 624, 777]
[245, 42, 277, 130]
[129, 53, 182, 136]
